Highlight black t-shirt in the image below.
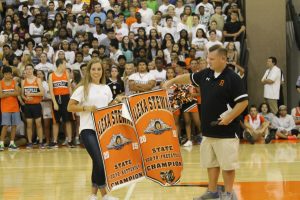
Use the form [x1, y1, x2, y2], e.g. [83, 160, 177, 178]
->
[224, 21, 244, 42]
[107, 79, 124, 99]
[190, 67, 248, 138]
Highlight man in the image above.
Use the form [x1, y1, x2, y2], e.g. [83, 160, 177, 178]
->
[109, 39, 123, 66]
[195, 0, 214, 16]
[90, 2, 106, 25]
[205, 30, 223, 56]
[129, 59, 156, 94]
[163, 45, 248, 200]
[150, 57, 166, 89]
[162, 16, 178, 41]
[177, 13, 189, 33]
[272, 105, 299, 139]
[139, 0, 154, 26]
[130, 12, 147, 35]
[223, 11, 245, 53]
[48, 59, 73, 148]
[261, 57, 282, 114]
[243, 105, 270, 144]
[35, 53, 55, 80]
[291, 101, 300, 134]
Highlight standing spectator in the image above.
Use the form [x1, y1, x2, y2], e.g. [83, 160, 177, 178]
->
[48, 59, 73, 148]
[150, 57, 167, 89]
[0, 67, 21, 151]
[261, 57, 282, 114]
[159, 0, 175, 16]
[272, 105, 299, 139]
[19, 5, 30, 29]
[21, 64, 44, 149]
[205, 30, 223, 56]
[123, 63, 135, 96]
[35, 53, 56, 80]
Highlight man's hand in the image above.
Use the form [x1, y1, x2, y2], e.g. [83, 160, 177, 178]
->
[162, 80, 172, 90]
[218, 116, 232, 126]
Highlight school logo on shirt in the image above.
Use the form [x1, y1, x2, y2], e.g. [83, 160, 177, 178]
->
[219, 80, 225, 87]
[144, 119, 171, 135]
[107, 134, 132, 150]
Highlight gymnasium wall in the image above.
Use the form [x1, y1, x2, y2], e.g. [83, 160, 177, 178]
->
[246, 0, 287, 107]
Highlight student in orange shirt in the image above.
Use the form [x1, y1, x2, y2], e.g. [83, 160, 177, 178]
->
[125, 6, 137, 28]
[0, 67, 22, 151]
[21, 64, 45, 149]
[48, 58, 73, 148]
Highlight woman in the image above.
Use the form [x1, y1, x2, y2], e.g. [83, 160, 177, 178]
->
[17, 53, 32, 75]
[147, 39, 160, 61]
[119, 36, 133, 63]
[106, 67, 124, 99]
[37, 70, 52, 145]
[21, 65, 44, 149]
[67, 59, 122, 200]
[191, 28, 208, 59]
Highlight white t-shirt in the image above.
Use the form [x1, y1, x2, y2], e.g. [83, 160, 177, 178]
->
[261, 66, 282, 100]
[139, 8, 154, 26]
[72, 2, 84, 14]
[205, 40, 223, 51]
[128, 72, 156, 93]
[29, 23, 44, 44]
[195, 2, 215, 15]
[175, 7, 184, 18]
[192, 38, 208, 58]
[71, 84, 113, 132]
[150, 69, 166, 89]
[130, 22, 148, 34]
[35, 62, 56, 79]
[159, 4, 175, 15]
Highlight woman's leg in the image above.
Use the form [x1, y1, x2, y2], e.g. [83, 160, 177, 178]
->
[44, 118, 51, 144]
[35, 117, 43, 144]
[183, 112, 192, 141]
[80, 129, 106, 196]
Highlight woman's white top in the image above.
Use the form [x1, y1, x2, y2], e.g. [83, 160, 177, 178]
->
[70, 84, 113, 133]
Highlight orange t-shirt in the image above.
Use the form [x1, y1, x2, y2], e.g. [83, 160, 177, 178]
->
[126, 17, 137, 28]
[52, 71, 69, 96]
[24, 78, 42, 104]
[1, 79, 19, 112]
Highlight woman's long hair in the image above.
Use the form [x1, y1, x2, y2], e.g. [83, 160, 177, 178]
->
[77, 59, 106, 101]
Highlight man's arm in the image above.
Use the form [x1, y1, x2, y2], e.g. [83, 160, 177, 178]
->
[135, 80, 156, 92]
[219, 100, 248, 125]
[162, 74, 192, 89]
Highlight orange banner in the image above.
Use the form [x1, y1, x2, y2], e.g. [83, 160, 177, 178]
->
[92, 104, 144, 191]
[126, 89, 183, 186]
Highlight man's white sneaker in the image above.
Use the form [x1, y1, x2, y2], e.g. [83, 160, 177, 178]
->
[183, 140, 193, 147]
[102, 195, 119, 200]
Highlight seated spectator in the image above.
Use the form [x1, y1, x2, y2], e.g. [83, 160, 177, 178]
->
[291, 101, 300, 133]
[223, 11, 245, 53]
[207, 21, 223, 42]
[205, 30, 223, 56]
[210, 5, 225, 31]
[272, 105, 299, 139]
[243, 105, 271, 144]
[296, 75, 300, 93]
[128, 59, 156, 94]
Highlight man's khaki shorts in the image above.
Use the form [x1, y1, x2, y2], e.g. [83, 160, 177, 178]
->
[200, 136, 239, 170]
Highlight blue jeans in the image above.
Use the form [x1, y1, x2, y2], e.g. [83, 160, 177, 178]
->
[81, 129, 106, 188]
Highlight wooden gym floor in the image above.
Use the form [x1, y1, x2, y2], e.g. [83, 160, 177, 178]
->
[1, 140, 300, 200]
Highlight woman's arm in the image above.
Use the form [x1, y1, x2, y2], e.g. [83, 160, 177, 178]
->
[67, 99, 97, 113]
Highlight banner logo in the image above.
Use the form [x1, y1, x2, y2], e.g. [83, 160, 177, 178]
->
[144, 119, 172, 135]
[107, 134, 132, 150]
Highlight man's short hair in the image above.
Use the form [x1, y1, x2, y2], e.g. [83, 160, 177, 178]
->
[137, 58, 148, 66]
[209, 30, 217, 35]
[110, 39, 119, 49]
[208, 45, 227, 57]
[268, 56, 277, 65]
[118, 55, 126, 61]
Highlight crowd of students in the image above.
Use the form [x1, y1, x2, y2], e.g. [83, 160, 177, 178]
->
[0, 0, 299, 151]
